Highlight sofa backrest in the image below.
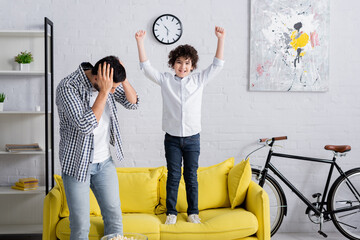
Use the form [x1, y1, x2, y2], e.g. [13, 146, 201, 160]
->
[53, 157, 252, 217]
[155, 157, 234, 214]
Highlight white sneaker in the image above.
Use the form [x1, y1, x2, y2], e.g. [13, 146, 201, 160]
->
[187, 214, 201, 223]
[165, 214, 177, 224]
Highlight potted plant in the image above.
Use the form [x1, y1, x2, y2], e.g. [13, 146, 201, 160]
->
[14, 51, 34, 71]
[0, 93, 5, 111]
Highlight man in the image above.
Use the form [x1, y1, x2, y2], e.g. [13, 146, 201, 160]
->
[56, 56, 139, 240]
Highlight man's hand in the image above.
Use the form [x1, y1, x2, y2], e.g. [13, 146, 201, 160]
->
[215, 26, 225, 40]
[92, 62, 113, 122]
[97, 62, 113, 94]
[135, 30, 146, 42]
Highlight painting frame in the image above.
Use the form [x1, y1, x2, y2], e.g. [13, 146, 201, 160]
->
[249, 0, 330, 92]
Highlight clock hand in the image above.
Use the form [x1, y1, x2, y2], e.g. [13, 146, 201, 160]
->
[164, 25, 169, 36]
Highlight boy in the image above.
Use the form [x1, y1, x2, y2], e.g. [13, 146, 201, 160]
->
[135, 26, 225, 224]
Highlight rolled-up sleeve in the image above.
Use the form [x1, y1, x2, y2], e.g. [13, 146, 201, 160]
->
[56, 84, 98, 135]
[113, 86, 139, 110]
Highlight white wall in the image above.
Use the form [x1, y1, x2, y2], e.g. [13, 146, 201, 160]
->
[1, 0, 360, 233]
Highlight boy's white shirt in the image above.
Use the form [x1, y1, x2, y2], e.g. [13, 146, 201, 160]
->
[89, 88, 111, 163]
[140, 57, 224, 137]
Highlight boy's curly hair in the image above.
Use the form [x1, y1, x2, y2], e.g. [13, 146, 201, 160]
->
[168, 44, 199, 70]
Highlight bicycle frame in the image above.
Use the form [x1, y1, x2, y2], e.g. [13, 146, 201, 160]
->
[259, 147, 360, 217]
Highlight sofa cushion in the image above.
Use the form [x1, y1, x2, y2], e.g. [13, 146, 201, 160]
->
[54, 166, 164, 217]
[56, 213, 162, 240]
[116, 167, 165, 214]
[158, 208, 258, 240]
[122, 213, 161, 240]
[156, 157, 234, 214]
[54, 174, 101, 218]
[228, 159, 252, 209]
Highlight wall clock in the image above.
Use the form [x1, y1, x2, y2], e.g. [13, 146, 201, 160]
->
[152, 14, 182, 45]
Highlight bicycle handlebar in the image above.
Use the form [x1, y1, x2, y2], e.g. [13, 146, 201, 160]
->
[259, 136, 288, 143]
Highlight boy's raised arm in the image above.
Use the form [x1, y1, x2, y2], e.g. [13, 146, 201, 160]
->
[135, 29, 164, 85]
[215, 26, 225, 60]
[135, 30, 148, 63]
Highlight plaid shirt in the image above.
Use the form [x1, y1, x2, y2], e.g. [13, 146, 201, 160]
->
[56, 63, 139, 182]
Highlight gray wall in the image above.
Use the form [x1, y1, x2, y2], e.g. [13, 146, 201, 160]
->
[1, 0, 360, 233]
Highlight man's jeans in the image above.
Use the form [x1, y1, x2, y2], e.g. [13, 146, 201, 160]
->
[164, 133, 200, 216]
[62, 157, 123, 240]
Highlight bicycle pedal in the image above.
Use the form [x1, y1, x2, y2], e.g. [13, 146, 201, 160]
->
[318, 230, 328, 238]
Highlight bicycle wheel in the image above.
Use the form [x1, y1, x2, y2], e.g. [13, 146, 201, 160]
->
[252, 168, 287, 236]
[327, 168, 360, 240]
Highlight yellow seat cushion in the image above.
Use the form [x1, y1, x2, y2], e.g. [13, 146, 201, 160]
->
[122, 213, 161, 240]
[116, 167, 165, 214]
[56, 213, 162, 240]
[158, 208, 258, 240]
[228, 159, 252, 209]
[54, 174, 101, 218]
[156, 157, 234, 214]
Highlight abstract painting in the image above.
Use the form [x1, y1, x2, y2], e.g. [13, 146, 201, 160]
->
[250, 0, 330, 91]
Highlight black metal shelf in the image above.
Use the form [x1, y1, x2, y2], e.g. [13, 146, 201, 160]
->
[45, 17, 54, 194]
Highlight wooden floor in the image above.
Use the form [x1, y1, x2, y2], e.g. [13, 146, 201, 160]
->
[273, 232, 346, 240]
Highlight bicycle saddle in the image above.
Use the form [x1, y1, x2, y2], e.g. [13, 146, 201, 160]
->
[324, 145, 351, 153]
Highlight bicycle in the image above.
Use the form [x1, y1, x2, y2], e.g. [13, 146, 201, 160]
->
[247, 136, 360, 239]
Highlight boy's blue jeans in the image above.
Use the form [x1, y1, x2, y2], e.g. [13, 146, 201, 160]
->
[164, 133, 200, 216]
[62, 157, 123, 240]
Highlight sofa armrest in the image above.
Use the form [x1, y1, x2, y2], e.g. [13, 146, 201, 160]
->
[245, 181, 270, 240]
[43, 185, 62, 240]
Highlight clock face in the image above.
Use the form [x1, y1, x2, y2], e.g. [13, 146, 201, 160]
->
[153, 14, 182, 45]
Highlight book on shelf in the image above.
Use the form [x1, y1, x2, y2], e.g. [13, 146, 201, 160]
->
[11, 177, 39, 191]
[5, 143, 42, 152]
[15, 181, 38, 188]
[11, 185, 38, 191]
[19, 177, 39, 184]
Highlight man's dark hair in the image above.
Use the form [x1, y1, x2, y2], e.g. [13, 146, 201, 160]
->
[92, 56, 126, 83]
[168, 44, 199, 70]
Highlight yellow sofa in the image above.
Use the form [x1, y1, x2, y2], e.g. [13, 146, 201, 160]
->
[43, 158, 270, 240]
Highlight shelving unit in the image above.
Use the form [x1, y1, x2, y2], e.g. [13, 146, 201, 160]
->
[0, 30, 44, 37]
[0, 111, 48, 114]
[0, 151, 46, 155]
[0, 186, 46, 195]
[0, 17, 54, 235]
[0, 71, 45, 75]
[0, 225, 43, 235]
